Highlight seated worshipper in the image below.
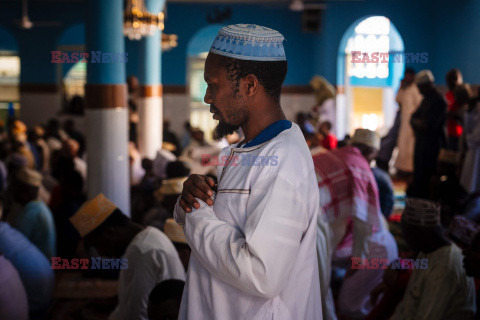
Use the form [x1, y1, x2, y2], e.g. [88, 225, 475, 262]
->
[164, 218, 191, 272]
[70, 194, 185, 320]
[148, 279, 185, 320]
[372, 165, 394, 219]
[152, 144, 177, 180]
[179, 128, 220, 176]
[163, 119, 182, 156]
[304, 131, 326, 156]
[155, 161, 190, 213]
[130, 142, 146, 185]
[408, 70, 447, 198]
[140, 158, 162, 193]
[141, 161, 191, 230]
[174, 25, 321, 320]
[29, 126, 51, 173]
[0, 252, 29, 320]
[320, 121, 338, 150]
[0, 222, 55, 319]
[430, 149, 466, 226]
[364, 257, 414, 320]
[7, 167, 56, 258]
[52, 169, 84, 258]
[9, 120, 36, 169]
[390, 199, 476, 320]
[296, 111, 316, 135]
[312, 128, 398, 319]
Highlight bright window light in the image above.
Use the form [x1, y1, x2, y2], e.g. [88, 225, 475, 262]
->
[355, 16, 390, 35]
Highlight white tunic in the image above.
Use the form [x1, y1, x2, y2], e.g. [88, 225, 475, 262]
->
[394, 84, 422, 173]
[109, 227, 186, 320]
[390, 244, 476, 320]
[175, 123, 322, 320]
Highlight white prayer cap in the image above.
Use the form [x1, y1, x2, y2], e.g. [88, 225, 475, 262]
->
[17, 167, 42, 187]
[402, 198, 441, 227]
[415, 69, 435, 85]
[210, 24, 286, 61]
[350, 128, 380, 150]
[164, 218, 187, 244]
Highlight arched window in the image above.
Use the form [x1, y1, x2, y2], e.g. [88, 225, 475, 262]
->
[337, 16, 404, 137]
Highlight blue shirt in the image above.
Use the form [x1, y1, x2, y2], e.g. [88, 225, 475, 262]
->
[8, 200, 56, 258]
[372, 167, 394, 219]
[0, 222, 54, 318]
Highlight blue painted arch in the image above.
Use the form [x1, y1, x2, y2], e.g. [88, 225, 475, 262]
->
[187, 24, 223, 57]
[0, 26, 18, 52]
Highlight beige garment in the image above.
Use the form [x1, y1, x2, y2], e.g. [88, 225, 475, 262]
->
[390, 244, 476, 320]
[394, 84, 423, 172]
[317, 211, 337, 320]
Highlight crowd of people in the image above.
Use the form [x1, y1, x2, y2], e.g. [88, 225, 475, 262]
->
[0, 23, 480, 320]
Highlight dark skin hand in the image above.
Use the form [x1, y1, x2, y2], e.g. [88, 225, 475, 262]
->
[179, 174, 216, 213]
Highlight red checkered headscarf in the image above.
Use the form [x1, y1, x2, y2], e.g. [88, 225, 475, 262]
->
[312, 145, 381, 228]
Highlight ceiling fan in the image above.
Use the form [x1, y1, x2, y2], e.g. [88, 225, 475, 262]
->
[14, 0, 62, 29]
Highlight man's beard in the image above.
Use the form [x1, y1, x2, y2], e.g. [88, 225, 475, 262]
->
[213, 120, 239, 141]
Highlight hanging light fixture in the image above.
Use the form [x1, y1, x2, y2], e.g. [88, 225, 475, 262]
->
[124, 0, 164, 40]
[161, 33, 178, 51]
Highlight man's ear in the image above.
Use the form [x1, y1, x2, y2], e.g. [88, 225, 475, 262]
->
[243, 74, 259, 97]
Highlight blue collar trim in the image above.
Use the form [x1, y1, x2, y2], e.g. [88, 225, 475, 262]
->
[242, 120, 292, 148]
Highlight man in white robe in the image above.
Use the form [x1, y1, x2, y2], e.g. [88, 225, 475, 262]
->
[174, 24, 322, 320]
[394, 68, 423, 174]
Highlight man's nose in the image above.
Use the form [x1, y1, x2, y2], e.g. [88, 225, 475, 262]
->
[204, 88, 212, 105]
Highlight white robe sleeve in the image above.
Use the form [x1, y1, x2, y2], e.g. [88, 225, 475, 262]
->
[352, 217, 372, 260]
[183, 170, 308, 299]
[174, 196, 187, 227]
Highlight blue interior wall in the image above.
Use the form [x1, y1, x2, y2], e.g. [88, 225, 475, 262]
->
[162, 3, 315, 85]
[0, 0, 479, 86]
[315, 0, 434, 86]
